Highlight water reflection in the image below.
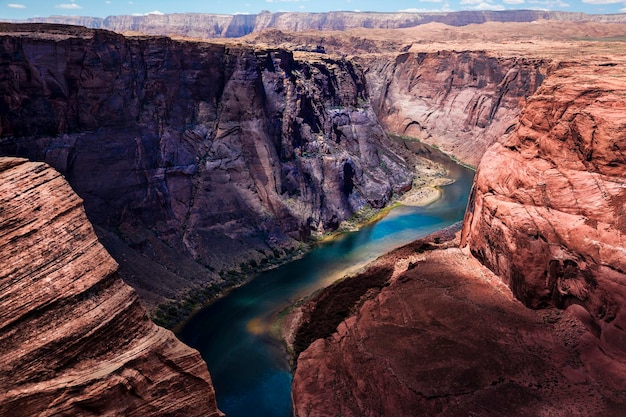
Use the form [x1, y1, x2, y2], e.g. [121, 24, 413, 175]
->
[177, 142, 474, 417]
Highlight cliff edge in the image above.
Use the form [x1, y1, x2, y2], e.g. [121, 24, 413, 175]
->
[0, 157, 221, 416]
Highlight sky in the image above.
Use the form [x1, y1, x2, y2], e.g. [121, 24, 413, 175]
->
[1, 0, 625, 20]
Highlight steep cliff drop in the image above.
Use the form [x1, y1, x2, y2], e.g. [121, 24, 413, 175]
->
[0, 24, 415, 315]
[0, 157, 222, 417]
[461, 61, 626, 387]
[290, 58, 626, 417]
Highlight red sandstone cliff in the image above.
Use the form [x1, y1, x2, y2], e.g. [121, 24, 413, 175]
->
[363, 51, 549, 166]
[461, 62, 626, 378]
[0, 24, 415, 312]
[0, 157, 221, 416]
[290, 60, 626, 417]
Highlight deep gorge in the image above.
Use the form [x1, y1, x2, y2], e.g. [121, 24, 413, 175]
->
[2, 18, 626, 417]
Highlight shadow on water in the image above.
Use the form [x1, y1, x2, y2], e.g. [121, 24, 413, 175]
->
[177, 140, 475, 417]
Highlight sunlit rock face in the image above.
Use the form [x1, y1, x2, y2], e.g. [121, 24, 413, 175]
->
[0, 24, 413, 306]
[462, 62, 626, 383]
[17, 11, 626, 39]
[364, 51, 550, 166]
[0, 157, 222, 417]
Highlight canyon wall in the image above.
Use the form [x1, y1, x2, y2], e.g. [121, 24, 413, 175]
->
[461, 61, 626, 368]
[291, 59, 626, 417]
[363, 51, 550, 166]
[0, 24, 413, 309]
[12, 11, 626, 39]
[0, 157, 221, 416]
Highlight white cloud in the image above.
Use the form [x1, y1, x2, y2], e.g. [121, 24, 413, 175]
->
[132, 10, 165, 16]
[582, 0, 624, 3]
[7, 3, 26, 8]
[266, 0, 309, 2]
[473, 2, 506, 9]
[528, 0, 570, 7]
[55, 3, 83, 9]
[503, 0, 525, 4]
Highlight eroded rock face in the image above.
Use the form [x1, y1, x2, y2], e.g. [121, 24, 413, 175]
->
[461, 62, 626, 369]
[0, 157, 221, 417]
[15, 11, 626, 39]
[0, 25, 413, 307]
[365, 51, 550, 166]
[291, 232, 626, 416]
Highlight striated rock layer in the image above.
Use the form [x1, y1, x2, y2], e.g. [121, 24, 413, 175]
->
[364, 51, 549, 166]
[11, 11, 626, 39]
[291, 57, 626, 417]
[461, 62, 626, 382]
[0, 24, 414, 308]
[0, 157, 221, 416]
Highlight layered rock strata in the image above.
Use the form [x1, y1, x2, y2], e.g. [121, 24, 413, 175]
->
[0, 157, 221, 416]
[291, 231, 626, 416]
[364, 51, 550, 166]
[0, 24, 414, 308]
[12, 11, 626, 39]
[291, 59, 626, 417]
[461, 62, 626, 379]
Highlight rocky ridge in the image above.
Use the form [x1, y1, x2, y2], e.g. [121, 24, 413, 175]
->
[0, 157, 221, 417]
[10, 11, 626, 39]
[0, 24, 415, 310]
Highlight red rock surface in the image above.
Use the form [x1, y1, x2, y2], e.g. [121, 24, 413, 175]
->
[0, 157, 221, 416]
[365, 51, 549, 166]
[292, 234, 626, 416]
[462, 61, 626, 384]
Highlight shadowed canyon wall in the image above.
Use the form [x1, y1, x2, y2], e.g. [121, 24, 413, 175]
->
[0, 157, 222, 417]
[0, 24, 413, 308]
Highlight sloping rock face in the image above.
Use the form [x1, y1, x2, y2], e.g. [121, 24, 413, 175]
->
[15, 11, 626, 39]
[291, 232, 626, 416]
[0, 157, 221, 417]
[461, 62, 626, 376]
[365, 51, 550, 166]
[0, 24, 412, 307]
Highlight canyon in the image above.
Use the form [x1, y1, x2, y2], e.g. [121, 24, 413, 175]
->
[0, 157, 222, 416]
[1, 11, 626, 417]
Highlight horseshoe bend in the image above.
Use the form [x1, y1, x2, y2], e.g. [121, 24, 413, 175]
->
[1, 11, 626, 417]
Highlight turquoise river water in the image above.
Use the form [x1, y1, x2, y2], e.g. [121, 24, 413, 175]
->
[177, 141, 475, 417]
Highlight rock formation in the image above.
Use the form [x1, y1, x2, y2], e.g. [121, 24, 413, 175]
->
[0, 24, 414, 309]
[0, 157, 221, 416]
[364, 52, 549, 166]
[289, 29, 626, 417]
[291, 230, 626, 416]
[461, 61, 626, 379]
[11, 11, 626, 39]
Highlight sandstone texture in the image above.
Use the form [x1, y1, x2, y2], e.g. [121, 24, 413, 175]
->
[11, 11, 626, 39]
[0, 157, 221, 416]
[0, 24, 414, 309]
[462, 62, 626, 382]
[292, 232, 626, 416]
[364, 51, 549, 166]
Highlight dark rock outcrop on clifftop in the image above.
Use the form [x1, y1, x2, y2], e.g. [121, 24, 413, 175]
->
[0, 157, 222, 417]
[0, 24, 413, 307]
[462, 62, 626, 380]
[11, 11, 626, 39]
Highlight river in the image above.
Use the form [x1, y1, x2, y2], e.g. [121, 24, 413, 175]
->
[177, 141, 475, 417]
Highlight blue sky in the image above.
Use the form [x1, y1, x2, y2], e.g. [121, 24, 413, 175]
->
[1, 0, 625, 20]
